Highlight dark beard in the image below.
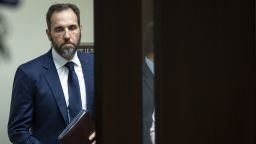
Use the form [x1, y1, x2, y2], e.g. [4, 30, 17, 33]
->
[51, 34, 81, 60]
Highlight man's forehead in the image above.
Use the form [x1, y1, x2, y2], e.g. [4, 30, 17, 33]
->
[50, 9, 78, 27]
[51, 9, 77, 20]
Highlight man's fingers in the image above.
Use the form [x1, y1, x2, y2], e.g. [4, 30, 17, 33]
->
[89, 132, 96, 140]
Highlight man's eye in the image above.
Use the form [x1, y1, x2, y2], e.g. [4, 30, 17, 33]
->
[55, 28, 64, 32]
[69, 26, 77, 31]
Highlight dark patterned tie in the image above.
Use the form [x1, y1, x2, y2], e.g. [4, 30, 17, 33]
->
[65, 62, 82, 122]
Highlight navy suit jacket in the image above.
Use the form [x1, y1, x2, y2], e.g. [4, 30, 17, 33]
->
[8, 49, 94, 144]
[143, 62, 154, 144]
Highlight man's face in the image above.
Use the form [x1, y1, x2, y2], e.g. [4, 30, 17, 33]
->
[46, 8, 82, 60]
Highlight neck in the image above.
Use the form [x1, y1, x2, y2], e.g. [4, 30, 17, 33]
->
[146, 53, 154, 62]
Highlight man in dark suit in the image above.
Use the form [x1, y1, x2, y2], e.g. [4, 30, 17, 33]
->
[143, 22, 155, 144]
[143, 58, 154, 144]
[8, 3, 94, 144]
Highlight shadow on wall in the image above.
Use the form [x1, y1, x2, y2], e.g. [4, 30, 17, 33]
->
[0, 0, 20, 61]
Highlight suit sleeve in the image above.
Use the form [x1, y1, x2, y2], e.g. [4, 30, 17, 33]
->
[8, 66, 41, 144]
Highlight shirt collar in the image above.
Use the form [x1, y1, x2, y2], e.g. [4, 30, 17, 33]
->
[145, 57, 154, 74]
[52, 48, 81, 70]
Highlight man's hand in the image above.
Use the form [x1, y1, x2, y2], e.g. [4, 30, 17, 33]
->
[89, 131, 96, 144]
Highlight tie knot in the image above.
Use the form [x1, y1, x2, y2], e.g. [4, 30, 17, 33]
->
[65, 62, 75, 71]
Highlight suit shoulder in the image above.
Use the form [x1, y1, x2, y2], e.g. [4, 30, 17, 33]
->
[78, 51, 94, 58]
[21, 51, 50, 67]
[16, 51, 50, 76]
[78, 52, 94, 63]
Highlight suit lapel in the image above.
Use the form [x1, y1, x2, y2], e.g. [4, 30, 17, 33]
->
[143, 62, 154, 93]
[78, 52, 93, 112]
[43, 50, 69, 124]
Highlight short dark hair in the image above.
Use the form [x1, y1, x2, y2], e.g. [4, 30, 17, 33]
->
[46, 3, 80, 30]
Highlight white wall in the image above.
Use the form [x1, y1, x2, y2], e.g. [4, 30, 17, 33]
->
[0, 0, 94, 143]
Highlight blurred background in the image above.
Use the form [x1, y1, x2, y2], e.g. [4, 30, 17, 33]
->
[0, 0, 94, 143]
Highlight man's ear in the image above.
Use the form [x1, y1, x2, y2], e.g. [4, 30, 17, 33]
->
[80, 25, 83, 33]
[46, 29, 52, 41]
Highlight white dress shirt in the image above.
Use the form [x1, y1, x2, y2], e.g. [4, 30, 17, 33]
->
[52, 48, 87, 111]
[145, 57, 154, 74]
[150, 111, 155, 144]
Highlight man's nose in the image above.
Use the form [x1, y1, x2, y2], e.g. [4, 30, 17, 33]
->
[64, 29, 71, 40]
